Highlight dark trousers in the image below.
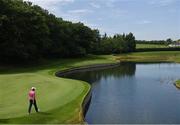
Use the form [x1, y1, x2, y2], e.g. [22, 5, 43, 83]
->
[28, 99, 38, 113]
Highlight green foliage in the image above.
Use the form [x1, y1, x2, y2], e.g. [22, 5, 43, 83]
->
[136, 40, 166, 44]
[0, 0, 136, 64]
[0, 0, 50, 62]
[92, 33, 136, 54]
[0, 0, 99, 63]
[165, 38, 173, 45]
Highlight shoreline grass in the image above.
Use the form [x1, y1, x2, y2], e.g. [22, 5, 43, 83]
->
[175, 80, 180, 89]
[116, 51, 180, 63]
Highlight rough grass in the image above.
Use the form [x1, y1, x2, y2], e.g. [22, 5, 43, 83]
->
[0, 55, 117, 124]
[117, 51, 180, 63]
[175, 80, 180, 89]
[136, 44, 168, 49]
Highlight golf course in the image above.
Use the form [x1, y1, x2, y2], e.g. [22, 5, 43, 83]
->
[0, 55, 118, 124]
[0, 0, 179, 124]
[1, 51, 180, 123]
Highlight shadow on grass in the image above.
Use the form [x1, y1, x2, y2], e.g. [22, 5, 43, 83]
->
[0, 55, 112, 74]
[0, 119, 9, 124]
[0, 112, 51, 124]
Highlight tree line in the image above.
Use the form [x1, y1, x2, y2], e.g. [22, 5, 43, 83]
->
[136, 38, 175, 45]
[0, 0, 136, 64]
[91, 33, 136, 54]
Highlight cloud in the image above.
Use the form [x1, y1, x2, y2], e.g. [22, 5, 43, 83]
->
[56, 9, 93, 23]
[105, 0, 116, 7]
[89, 2, 101, 9]
[68, 9, 93, 14]
[25, 0, 76, 21]
[27, 0, 74, 4]
[26, 0, 74, 8]
[138, 20, 152, 24]
[89, 0, 120, 8]
[102, 0, 135, 7]
[148, 0, 177, 6]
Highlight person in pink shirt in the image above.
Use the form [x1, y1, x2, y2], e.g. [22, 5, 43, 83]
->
[28, 87, 39, 114]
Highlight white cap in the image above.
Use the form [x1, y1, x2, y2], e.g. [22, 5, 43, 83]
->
[31, 87, 36, 90]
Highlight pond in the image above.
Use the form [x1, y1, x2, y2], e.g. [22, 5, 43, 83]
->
[62, 62, 180, 124]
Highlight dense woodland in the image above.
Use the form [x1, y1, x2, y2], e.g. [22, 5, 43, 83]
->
[0, 0, 136, 64]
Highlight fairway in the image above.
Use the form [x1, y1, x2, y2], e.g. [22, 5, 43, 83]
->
[117, 51, 180, 63]
[0, 55, 117, 124]
[136, 44, 168, 49]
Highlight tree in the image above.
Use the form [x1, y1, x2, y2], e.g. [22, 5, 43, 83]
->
[0, 0, 137, 64]
[166, 38, 173, 45]
[124, 32, 136, 52]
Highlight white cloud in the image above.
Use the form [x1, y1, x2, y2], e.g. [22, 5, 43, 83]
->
[149, 0, 177, 6]
[27, 0, 74, 4]
[97, 17, 103, 21]
[89, 2, 101, 9]
[56, 9, 93, 23]
[25, 0, 76, 21]
[138, 20, 152, 24]
[102, 0, 135, 8]
[26, 0, 74, 8]
[68, 9, 93, 14]
[105, 0, 116, 7]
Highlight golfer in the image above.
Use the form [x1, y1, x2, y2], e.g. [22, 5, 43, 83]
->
[28, 87, 39, 114]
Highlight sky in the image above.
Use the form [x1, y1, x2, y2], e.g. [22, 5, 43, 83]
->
[26, 0, 179, 40]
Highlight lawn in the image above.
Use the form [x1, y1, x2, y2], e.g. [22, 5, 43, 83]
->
[136, 44, 168, 49]
[117, 51, 180, 63]
[0, 55, 117, 124]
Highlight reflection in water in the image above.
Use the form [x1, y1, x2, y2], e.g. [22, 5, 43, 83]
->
[62, 63, 180, 124]
[62, 62, 136, 84]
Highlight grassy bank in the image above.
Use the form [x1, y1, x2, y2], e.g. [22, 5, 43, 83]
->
[117, 51, 180, 63]
[135, 44, 180, 52]
[0, 55, 117, 124]
[175, 80, 180, 88]
[136, 44, 167, 49]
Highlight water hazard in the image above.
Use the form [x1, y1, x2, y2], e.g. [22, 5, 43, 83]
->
[62, 62, 180, 124]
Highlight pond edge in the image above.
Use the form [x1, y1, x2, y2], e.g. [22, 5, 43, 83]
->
[55, 63, 120, 123]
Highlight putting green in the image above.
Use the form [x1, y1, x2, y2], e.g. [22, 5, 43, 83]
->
[0, 55, 117, 123]
[0, 73, 85, 119]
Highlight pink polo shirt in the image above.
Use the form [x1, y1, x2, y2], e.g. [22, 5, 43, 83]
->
[29, 90, 35, 100]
